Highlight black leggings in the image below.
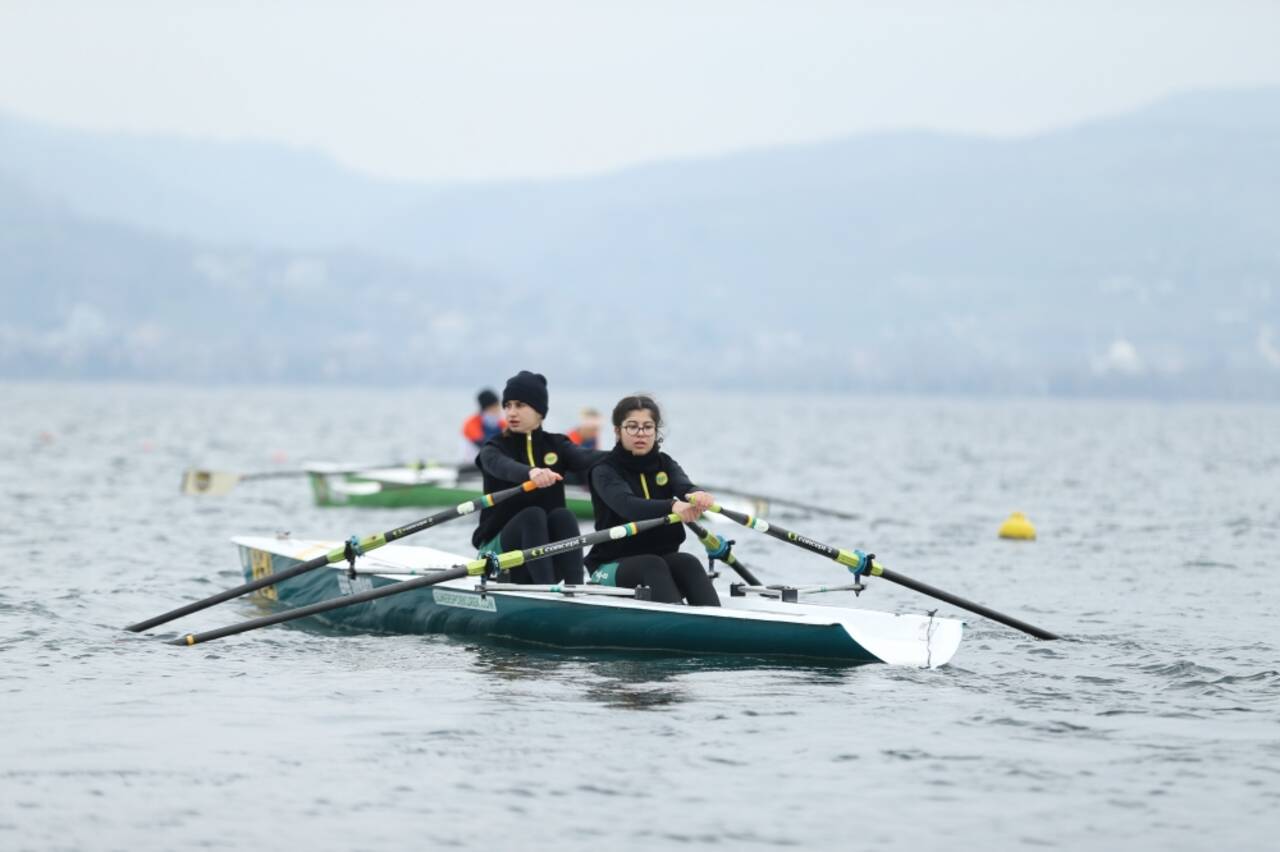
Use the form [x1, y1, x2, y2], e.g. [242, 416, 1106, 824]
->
[499, 505, 582, 585]
[615, 553, 721, 606]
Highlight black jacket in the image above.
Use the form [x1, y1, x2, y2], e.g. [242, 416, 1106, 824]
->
[585, 444, 697, 568]
[471, 428, 601, 547]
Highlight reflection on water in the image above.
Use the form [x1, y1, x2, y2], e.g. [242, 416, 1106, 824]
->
[464, 642, 864, 710]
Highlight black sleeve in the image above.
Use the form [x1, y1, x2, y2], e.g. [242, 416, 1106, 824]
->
[665, 455, 698, 500]
[477, 440, 532, 484]
[554, 434, 608, 474]
[590, 464, 675, 521]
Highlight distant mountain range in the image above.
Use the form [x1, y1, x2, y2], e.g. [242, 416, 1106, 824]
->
[2, 88, 1279, 395]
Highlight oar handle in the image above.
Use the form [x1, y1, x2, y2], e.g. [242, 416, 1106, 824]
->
[127, 480, 537, 632]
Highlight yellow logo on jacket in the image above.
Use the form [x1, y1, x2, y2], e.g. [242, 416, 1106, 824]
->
[544, 452, 559, 466]
[655, 471, 669, 486]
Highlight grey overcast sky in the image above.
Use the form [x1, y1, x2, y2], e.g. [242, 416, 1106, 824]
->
[2, 0, 1279, 182]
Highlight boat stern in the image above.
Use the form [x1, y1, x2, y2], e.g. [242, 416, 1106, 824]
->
[838, 610, 964, 668]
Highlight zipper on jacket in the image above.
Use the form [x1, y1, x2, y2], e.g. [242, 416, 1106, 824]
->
[526, 432, 535, 466]
[640, 473, 650, 499]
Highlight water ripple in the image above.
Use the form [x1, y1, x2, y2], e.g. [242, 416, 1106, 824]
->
[2, 385, 1278, 851]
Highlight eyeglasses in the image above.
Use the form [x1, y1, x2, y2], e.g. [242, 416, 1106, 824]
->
[621, 421, 657, 436]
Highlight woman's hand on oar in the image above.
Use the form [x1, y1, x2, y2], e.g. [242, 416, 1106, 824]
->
[671, 491, 714, 523]
[687, 491, 715, 511]
[173, 513, 684, 646]
[700, 501, 1059, 641]
[126, 480, 538, 633]
[528, 467, 563, 488]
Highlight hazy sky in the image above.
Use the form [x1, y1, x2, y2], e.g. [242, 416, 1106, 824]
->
[2, 1, 1279, 182]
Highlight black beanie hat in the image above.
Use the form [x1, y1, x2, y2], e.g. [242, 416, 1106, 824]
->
[477, 388, 499, 410]
[502, 370, 549, 417]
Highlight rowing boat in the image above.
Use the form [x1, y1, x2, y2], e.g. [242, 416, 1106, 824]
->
[305, 463, 598, 514]
[305, 462, 769, 520]
[232, 535, 963, 666]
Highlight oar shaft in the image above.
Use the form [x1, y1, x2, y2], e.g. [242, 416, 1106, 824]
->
[321, 462, 482, 488]
[126, 553, 329, 632]
[174, 513, 682, 646]
[226, 462, 422, 482]
[182, 461, 466, 494]
[685, 521, 762, 586]
[706, 505, 861, 567]
[126, 480, 537, 632]
[174, 567, 471, 645]
[238, 470, 323, 482]
[875, 567, 1059, 640]
[697, 483, 859, 521]
[706, 503, 1059, 641]
[379, 481, 534, 544]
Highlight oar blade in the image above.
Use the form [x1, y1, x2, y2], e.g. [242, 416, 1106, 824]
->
[181, 469, 242, 496]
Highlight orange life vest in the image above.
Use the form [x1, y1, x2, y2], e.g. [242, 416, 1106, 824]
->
[463, 414, 506, 446]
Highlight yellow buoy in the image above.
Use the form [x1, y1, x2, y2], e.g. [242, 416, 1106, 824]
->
[998, 511, 1037, 540]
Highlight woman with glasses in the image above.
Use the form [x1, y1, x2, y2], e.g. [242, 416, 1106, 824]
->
[584, 394, 721, 606]
[472, 370, 602, 585]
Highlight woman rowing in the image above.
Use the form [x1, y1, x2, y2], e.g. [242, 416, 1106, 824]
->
[585, 394, 720, 606]
[472, 371, 601, 585]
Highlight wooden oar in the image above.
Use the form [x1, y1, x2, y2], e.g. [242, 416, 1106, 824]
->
[127, 481, 537, 632]
[173, 513, 682, 646]
[697, 482, 859, 521]
[703, 503, 1059, 641]
[180, 460, 471, 496]
[685, 521, 762, 586]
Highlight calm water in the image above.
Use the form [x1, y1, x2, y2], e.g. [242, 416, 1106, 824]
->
[2, 383, 1277, 851]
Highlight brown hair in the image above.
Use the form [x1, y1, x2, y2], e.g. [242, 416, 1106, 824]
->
[611, 394, 663, 441]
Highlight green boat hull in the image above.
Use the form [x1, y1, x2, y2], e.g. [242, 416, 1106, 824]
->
[237, 544, 884, 663]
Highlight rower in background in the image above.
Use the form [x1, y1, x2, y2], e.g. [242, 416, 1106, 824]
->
[564, 406, 602, 484]
[567, 407, 602, 450]
[460, 388, 505, 463]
